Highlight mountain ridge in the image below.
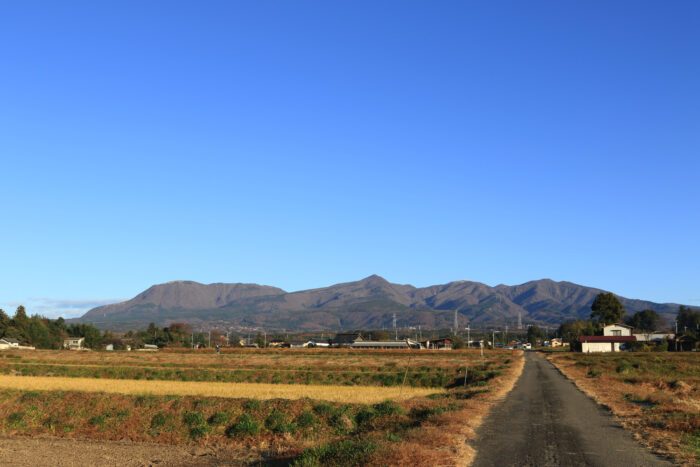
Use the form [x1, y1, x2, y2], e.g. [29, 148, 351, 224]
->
[76, 275, 693, 331]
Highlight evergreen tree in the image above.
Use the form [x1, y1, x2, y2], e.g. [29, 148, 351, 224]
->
[590, 293, 625, 326]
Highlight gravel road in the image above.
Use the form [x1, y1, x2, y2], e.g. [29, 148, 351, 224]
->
[471, 352, 672, 467]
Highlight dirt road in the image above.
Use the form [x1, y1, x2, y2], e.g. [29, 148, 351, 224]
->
[471, 352, 672, 467]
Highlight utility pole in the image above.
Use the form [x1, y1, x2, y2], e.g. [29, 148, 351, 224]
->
[467, 326, 471, 348]
[226, 332, 229, 346]
[263, 330, 267, 348]
[453, 310, 459, 333]
[393, 313, 397, 341]
[208, 331, 211, 348]
[675, 321, 678, 351]
[505, 325, 508, 346]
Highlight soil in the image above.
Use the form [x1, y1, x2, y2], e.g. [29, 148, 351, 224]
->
[0, 435, 252, 466]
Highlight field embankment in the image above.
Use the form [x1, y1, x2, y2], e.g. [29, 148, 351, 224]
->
[547, 351, 699, 466]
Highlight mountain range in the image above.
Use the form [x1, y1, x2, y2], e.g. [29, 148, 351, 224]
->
[74, 275, 692, 332]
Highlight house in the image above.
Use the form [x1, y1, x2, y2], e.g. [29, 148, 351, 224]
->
[421, 338, 453, 350]
[0, 338, 20, 350]
[137, 344, 158, 352]
[63, 337, 85, 350]
[580, 324, 636, 353]
[331, 333, 363, 347]
[633, 331, 675, 343]
[603, 323, 633, 337]
[350, 339, 420, 350]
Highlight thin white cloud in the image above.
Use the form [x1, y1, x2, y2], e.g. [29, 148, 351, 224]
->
[0, 298, 125, 319]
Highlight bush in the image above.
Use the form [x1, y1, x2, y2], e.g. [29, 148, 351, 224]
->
[226, 414, 260, 437]
[189, 424, 211, 440]
[265, 411, 296, 434]
[355, 408, 378, 429]
[207, 411, 230, 426]
[150, 412, 168, 429]
[616, 364, 634, 374]
[244, 400, 262, 411]
[295, 411, 317, 429]
[587, 368, 602, 378]
[88, 415, 106, 429]
[312, 403, 334, 417]
[7, 411, 25, 426]
[372, 400, 404, 416]
[183, 411, 205, 426]
[291, 439, 376, 467]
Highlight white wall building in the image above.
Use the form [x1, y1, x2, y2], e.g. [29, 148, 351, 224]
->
[580, 324, 635, 353]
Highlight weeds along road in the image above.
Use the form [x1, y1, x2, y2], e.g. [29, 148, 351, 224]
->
[472, 352, 672, 467]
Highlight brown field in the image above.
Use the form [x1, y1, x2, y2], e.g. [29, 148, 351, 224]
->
[0, 375, 441, 403]
[547, 352, 700, 466]
[0, 348, 525, 466]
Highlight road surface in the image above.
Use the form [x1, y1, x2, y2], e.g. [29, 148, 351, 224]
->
[472, 352, 672, 467]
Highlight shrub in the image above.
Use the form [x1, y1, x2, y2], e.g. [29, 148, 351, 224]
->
[150, 412, 168, 429]
[183, 411, 205, 426]
[616, 364, 634, 374]
[312, 403, 334, 417]
[265, 411, 296, 433]
[226, 414, 260, 437]
[265, 412, 287, 431]
[207, 411, 230, 426]
[291, 438, 376, 467]
[88, 415, 106, 429]
[295, 411, 317, 429]
[7, 411, 25, 426]
[244, 400, 262, 411]
[355, 408, 378, 430]
[373, 400, 404, 416]
[587, 368, 602, 378]
[189, 424, 211, 440]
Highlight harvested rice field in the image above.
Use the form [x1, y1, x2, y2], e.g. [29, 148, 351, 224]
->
[0, 375, 441, 403]
[0, 348, 524, 466]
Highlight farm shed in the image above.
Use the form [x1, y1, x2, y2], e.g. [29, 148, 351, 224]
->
[0, 338, 20, 350]
[350, 339, 420, 350]
[421, 338, 453, 350]
[63, 337, 85, 350]
[331, 332, 363, 347]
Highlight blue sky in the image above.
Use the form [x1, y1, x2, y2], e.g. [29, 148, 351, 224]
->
[1, 1, 699, 318]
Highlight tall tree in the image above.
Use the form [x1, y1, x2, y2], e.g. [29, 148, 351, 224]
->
[590, 293, 625, 326]
[677, 305, 700, 336]
[626, 309, 660, 332]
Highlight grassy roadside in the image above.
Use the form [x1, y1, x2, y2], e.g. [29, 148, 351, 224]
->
[546, 352, 699, 466]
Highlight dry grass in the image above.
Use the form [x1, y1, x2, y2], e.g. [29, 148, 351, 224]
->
[547, 352, 699, 466]
[0, 375, 441, 403]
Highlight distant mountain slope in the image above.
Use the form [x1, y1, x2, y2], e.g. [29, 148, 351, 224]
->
[75, 275, 692, 331]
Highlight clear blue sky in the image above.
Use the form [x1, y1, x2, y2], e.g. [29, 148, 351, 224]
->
[1, 1, 699, 318]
